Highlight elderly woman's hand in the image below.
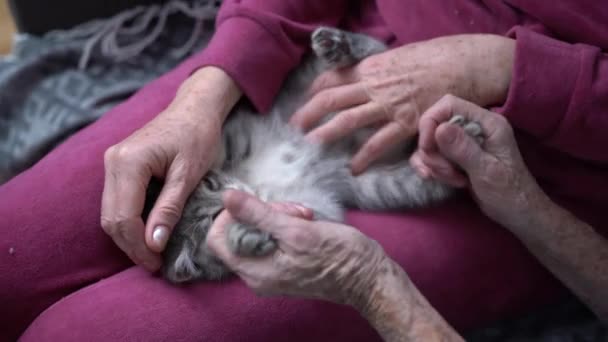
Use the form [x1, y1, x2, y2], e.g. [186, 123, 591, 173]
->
[290, 34, 515, 174]
[101, 67, 241, 271]
[205, 190, 389, 307]
[206, 190, 464, 340]
[411, 95, 549, 231]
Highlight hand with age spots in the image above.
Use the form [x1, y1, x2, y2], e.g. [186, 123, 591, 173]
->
[410, 95, 546, 230]
[206, 190, 464, 341]
[206, 190, 388, 304]
[100, 67, 241, 271]
[411, 95, 608, 323]
[290, 34, 515, 175]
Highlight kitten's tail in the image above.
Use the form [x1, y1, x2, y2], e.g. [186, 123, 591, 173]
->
[348, 161, 454, 210]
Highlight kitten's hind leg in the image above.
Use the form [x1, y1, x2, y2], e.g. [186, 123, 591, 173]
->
[312, 27, 386, 68]
[228, 222, 278, 257]
[347, 115, 486, 210]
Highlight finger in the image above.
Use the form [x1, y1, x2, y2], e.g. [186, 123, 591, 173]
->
[145, 161, 195, 253]
[205, 210, 246, 270]
[418, 102, 456, 153]
[206, 210, 283, 276]
[222, 190, 306, 239]
[418, 94, 500, 152]
[415, 150, 468, 188]
[306, 101, 385, 144]
[409, 152, 432, 179]
[290, 83, 369, 131]
[270, 202, 314, 220]
[435, 122, 490, 176]
[308, 68, 357, 95]
[101, 159, 161, 270]
[350, 122, 410, 175]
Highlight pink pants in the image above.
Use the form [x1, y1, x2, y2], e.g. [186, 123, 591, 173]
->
[0, 56, 563, 341]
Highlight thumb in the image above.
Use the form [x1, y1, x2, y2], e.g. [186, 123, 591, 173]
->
[205, 197, 313, 267]
[435, 123, 485, 176]
[145, 168, 194, 253]
[223, 190, 304, 237]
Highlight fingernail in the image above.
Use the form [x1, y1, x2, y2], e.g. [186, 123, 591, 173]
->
[283, 202, 313, 218]
[153, 226, 169, 249]
[294, 205, 313, 218]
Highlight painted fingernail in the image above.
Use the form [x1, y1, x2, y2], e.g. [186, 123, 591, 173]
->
[153, 226, 169, 249]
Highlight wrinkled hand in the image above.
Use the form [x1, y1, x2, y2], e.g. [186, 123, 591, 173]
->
[206, 190, 389, 307]
[411, 95, 548, 230]
[101, 67, 241, 271]
[290, 34, 515, 174]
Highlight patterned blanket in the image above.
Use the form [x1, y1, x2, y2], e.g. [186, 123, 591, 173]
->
[0, 0, 219, 183]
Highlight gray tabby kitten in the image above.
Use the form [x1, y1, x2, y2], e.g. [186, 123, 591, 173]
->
[158, 27, 484, 283]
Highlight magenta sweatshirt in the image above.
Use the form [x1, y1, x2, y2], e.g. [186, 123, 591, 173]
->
[192, 1, 608, 225]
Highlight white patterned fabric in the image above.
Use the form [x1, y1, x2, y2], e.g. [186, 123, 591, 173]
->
[0, 0, 219, 183]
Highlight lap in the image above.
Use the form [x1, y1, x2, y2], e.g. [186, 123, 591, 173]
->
[0, 58, 563, 340]
[0, 56, 203, 340]
[20, 267, 380, 342]
[20, 198, 564, 340]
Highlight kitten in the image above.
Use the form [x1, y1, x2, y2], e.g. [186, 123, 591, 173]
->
[154, 27, 485, 283]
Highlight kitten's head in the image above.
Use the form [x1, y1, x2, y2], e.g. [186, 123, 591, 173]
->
[161, 170, 238, 283]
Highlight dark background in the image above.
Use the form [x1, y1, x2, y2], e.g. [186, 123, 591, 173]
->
[9, 0, 165, 35]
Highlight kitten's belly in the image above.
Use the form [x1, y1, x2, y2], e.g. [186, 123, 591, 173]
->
[231, 140, 321, 199]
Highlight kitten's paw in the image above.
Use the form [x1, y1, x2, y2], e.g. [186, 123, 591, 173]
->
[228, 222, 277, 257]
[449, 115, 485, 145]
[312, 27, 353, 68]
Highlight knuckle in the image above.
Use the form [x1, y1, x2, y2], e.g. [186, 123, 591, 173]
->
[104, 144, 133, 166]
[439, 94, 465, 110]
[312, 71, 338, 94]
[100, 215, 138, 243]
[170, 171, 191, 188]
[494, 114, 510, 129]
[418, 114, 434, 128]
[480, 162, 510, 187]
[336, 112, 359, 131]
[315, 72, 332, 89]
[440, 93, 457, 105]
[358, 56, 379, 72]
[246, 277, 266, 291]
[155, 203, 183, 223]
[100, 216, 116, 234]
[318, 91, 337, 111]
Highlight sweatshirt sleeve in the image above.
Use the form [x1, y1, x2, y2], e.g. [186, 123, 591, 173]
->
[497, 27, 608, 164]
[188, 0, 348, 112]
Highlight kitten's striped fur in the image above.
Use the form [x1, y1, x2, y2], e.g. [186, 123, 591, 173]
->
[158, 27, 484, 283]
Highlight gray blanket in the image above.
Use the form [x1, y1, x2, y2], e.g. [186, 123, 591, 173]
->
[0, 0, 219, 183]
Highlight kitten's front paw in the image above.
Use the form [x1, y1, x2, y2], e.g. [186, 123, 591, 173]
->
[228, 222, 277, 257]
[449, 115, 485, 145]
[312, 27, 353, 67]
